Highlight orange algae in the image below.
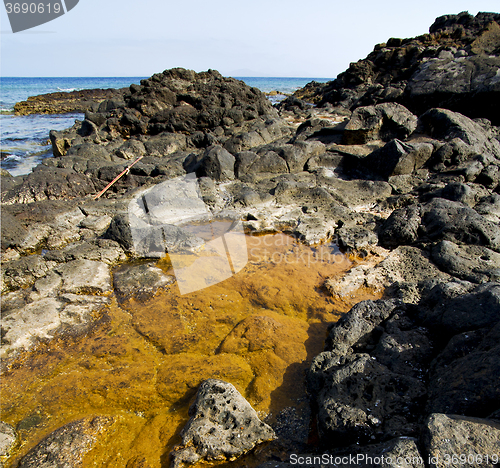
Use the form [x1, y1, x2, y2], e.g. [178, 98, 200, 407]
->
[0, 233, 382, 467]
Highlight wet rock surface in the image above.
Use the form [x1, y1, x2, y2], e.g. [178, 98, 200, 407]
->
[16, 417, 113, 468]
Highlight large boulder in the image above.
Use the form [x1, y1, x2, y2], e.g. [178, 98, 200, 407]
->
[379, 204, 422, 248]
[310, 352, 427, 447]
[234, 151, 288, 179]
[361, 139, 433, 179]
[342, 103, 417, 145]
[274, 141, 326, 173]
[131, 68, 278, 134]
[198, 145, 235, 181]
[49, 68, 284, 161]
[405, 52, 500, 124]
[143, 132, 188, 156]
[307, 299, 434, 447]
[418, 108, 500, 167]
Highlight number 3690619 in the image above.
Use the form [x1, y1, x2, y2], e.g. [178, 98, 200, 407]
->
[5, 3, 62, 14]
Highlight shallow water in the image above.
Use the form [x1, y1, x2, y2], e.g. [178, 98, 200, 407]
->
[0, 233, 380, 467]
[0, 112, 83, 176]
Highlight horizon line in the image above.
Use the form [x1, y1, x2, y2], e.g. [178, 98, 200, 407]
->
[0, 75, 335, 80]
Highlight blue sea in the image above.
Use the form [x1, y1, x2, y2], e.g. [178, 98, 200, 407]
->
[0, 76, 332, 176]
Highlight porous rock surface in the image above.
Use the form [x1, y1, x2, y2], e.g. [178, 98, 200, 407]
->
[424, 414, 500, 468]
[170, 379, 275, 468]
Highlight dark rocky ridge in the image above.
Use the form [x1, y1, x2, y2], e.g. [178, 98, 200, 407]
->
[13, 88, 127, 115]
[292, 11, 500, 124]
[1, 11, 500, 468]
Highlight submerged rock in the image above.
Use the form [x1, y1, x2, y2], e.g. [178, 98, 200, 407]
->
[170, 379, 275, 468]
[17, 417, 112, 468]
[113, 262, 174, 302]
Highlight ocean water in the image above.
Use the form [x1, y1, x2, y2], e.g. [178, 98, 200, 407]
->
[0, 76, 332, 176]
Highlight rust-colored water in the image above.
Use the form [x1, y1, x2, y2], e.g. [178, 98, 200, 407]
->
[0, 234, 382, 467]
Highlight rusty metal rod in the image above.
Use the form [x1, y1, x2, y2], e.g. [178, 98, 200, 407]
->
[92, 155, 144, 200]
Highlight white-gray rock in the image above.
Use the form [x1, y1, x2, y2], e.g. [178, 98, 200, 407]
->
[0, 421, 17, 460]
[55, 259, 112, 294]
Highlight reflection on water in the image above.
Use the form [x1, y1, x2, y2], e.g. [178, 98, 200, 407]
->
[0, 233, 382, 467]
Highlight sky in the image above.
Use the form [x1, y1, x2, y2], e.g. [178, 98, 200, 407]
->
[0, 0, 499, 78]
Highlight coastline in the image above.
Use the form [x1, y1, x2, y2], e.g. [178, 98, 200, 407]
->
[1, 11, 500, 468]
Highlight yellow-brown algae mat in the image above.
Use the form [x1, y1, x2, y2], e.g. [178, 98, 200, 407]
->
[0, 233, 382, 467]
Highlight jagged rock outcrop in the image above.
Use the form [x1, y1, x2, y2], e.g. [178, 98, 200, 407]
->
[295, 12, 500, 124]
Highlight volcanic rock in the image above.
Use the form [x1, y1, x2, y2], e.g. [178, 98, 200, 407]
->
[170, 379, 275, 468]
